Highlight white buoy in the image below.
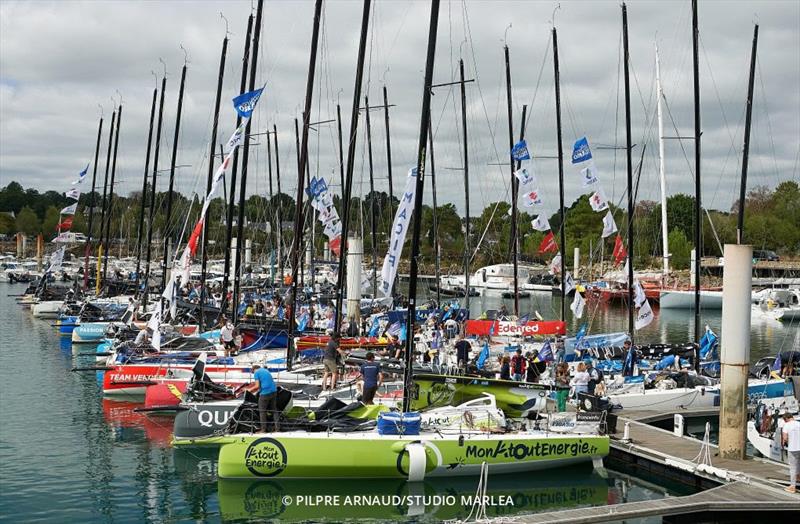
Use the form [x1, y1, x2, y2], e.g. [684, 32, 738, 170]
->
[719, 244, 752, 460]
[346, 237, 363, 327]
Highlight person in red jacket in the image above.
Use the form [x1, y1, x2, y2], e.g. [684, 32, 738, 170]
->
[511, 348, 527, 381]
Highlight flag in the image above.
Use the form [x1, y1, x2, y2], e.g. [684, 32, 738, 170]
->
[46, 246, 65, 273]
[476, 342, 490, 369]
[613, 234, 627, 265]
[575, 323, 588, 347]
[148, 309, 162, 350]
[548, 253, 562, 275]
[538, 231, 558, 254]
[386, 321, 402, 337]
[65, 188, 80, 200]
[329, 235, 341, 256]
[633, 281, 646, 308]
[57, 217, 73, 230]
[514, 167, 537, 187]
[518, 314, 530, 325]
[72, 165, 89, 185]
[60, 203, 77, 215]
[297, 312, 309, 332]
[537, 340, 554, 362]
[368, 315, 381, 337]
[511, 139, 531, 161]
[570, 291, 586, 319]
[572, 136, 592, 164]
[601, 210, 618, 238]
[379, 167, 418, 297]
[232, 87, 264, 119]
[580, 163, 599, 187]
[635, 299, 654, 330]
[564, 272, 576, 294]
[522, 188, 543, 207]
[589, 188, 609, 212]
[531, 214, 550, 232]
[187, 219, 204, 257]
[225, 123, 246, 150]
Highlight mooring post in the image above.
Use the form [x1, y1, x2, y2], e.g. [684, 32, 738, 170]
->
[718, 243, 752, 459]
[346, 237, 363, 331]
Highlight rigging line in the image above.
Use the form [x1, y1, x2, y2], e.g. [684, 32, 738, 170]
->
[756, 56, 781, 180]
[699, 35, 738, 148]
[522, 34, 552, 136]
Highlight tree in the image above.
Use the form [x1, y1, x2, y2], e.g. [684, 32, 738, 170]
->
[0, 181, 26, 214]
[15, 206, 40, 235]
[42, 206, 61, 236]
[668, 228, 692, 269]
[0, 213, 14, 235]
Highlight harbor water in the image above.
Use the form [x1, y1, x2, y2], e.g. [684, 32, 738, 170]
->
[2, 284, 797, 522]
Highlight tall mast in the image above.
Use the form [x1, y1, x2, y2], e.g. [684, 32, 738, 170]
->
[513, 105, 527, 311]
[233, 0, 264, 324]
[161, 63, 188, 290]
[553, 27, 566, 322]
[273, 124, 283, 280]
[200, 33, 228, 331]
[84, 116, 104, 291]
[266, 120, 274, 283]
[336, 104, 345, 192]
[737, 24, 759, 244]
[102, 104, 122, 284]
[286, 0, 324, 369]
[221, 13, 253, 317]
[459, 59, 471, 310]
[503, 44, 519, 316]
[135, 89, 158, 295]
[143, 76, 167, 310]
[656, 44, 669, 279]
[403, 0, 440, 412]
[691, 0, 702, 346]
[428, 123, 440, 305]
[334, 0, 372, 334]
[293, 118, 304, 288]
[622, 3, 635, 339]
[383, 86, 395, 223]
[96, 109, 115, 295]
[365, 96, 378, 297]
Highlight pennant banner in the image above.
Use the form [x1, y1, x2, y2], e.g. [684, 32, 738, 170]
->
[589, 188, 609, 212]
[72, 165, 89, 185]
[564, 272, 576, 294]
[57, 217, 73, 230]
[601, 210, 618, 238]
[46, 246, 65, 273]
[613, 234, 627, 265]
[572, 137, 593, 164]
[580, 163, 599, 188]
[61, 203, 78, 215]
[233, 87, 264, 119]
[635, 299, 654, 330]
[570, 291, 586, 319]
[548, 253, 562, 276]
[538, 231, 558, 254]
[531, 214, 550, 232]
[514, 167, 537, 187]
[380, 167, 418, 296]
[633, 280, 647, 308]
[65, 188, 80, 200]
[522, 188, 543, 207]
[511, 139, 531, 161]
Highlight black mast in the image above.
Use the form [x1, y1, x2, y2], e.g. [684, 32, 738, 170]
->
[365, 96, 378, 297]
[232, 0, 264, 324]
[383, 86, 395, 222]
[428, 123, 441, 305]
[459, 59, 471, 310]
[737, 24, 759, 244]
[97, 109, 115, 294]
[334, 0, 372, 334]
[161, 62, 188, 292]
[512, 104, 527, 311]
[83, 116, 104, 291]
[336, 104, 345, 193]
[504, 45, 519, 316]
[293, 118, 303, 288]
[143, 75, 167, 310]
[200, 33, 228, 331]
[692, 0, 702, 347]
[135, 89, 158, 296]
[221, 13, 253, 317]
[622, 3, 635, 338]
[266, 120, 275, 283]
[553, 28, 567, 322]
[273, 124, 283, 281]
[102, 104, 122, 284]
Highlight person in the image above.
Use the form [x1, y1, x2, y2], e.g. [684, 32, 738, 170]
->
[511, 348, 527, 381]
[554, 362, 571, 412]
[781, 412, 800, 493]
[254, 299, 264, 316]
[220, 319, 236, 356]
[359, 352, 383, 405]
[571, 362, 590, 396]
[499, 355, 511, 380]
[622, 339, 638, 377]
[444, 317, 459, 340]
[455, 336, 472, 368]
[134, 327, 151, 346]
[586, 361, 605, 395]
[526, 350, 547, 384]
[555, 338, 566, 364]
[252, 364, 278, 432]
[322, 333, 345, 391]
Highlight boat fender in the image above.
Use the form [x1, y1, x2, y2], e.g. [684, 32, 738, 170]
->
[404, 443, 427, 482]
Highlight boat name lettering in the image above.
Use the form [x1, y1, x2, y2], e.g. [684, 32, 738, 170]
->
[244, 438, 288, 477]
[110, 374, 159, 383]
[197, 409, 232, 427]
[464, 439, 598, 460]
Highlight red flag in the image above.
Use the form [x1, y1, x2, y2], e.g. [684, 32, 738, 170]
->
[613, 234, 627, 265]
[329, 235, 342, 257]
[187, 219, 204, 257]
[537, 231, 558, 254]
[57, 217, 73, 230]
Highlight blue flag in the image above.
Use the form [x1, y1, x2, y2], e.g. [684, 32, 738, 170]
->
[518, 314, 530, 325]
[537, 340, 554, 362]
[699, 328, 718, 360]
[297, 313, 309, 332]
[511, 139, 531, 161]
[386, 321, 402, 337]
[476, 342, 490, 369]
[571, 137, 592, 164]
[233, 87, 265, 119]
[368, 315, 381, 337]
[574, 323, 588, 346]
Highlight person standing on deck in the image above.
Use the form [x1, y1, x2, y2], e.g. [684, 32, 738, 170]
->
[252, 364, 278, 433]
[220, 318, 236, 356]
[455, 335, 472, 369]
[781, 412, 800, 493]
[359, 352, 383, 405]
[511, 348, 527, 381]
[322, 332, 346, 391]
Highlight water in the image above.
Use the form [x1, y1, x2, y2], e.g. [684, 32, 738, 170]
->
[3, 283, 797, 522]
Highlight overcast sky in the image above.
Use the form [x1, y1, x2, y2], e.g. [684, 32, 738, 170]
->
[1, 0, 798, 219]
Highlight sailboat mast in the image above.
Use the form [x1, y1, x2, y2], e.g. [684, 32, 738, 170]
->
[333, 0, 372, 334]
[737, 24, 759, 244]
[200, 33, 229, 331]
[161, 63, 187, 291]
[656, 44, 669, 279]
[459, 59, 471, 310]
[96, 109, 115, 295]
[84, 116, 104, 291]
[513, 105, 527, 312]
[365, 97, 378, 297]
[336, 104, 345, 192]
[293, 118, 304, 288]
[102, 103, 122, 284]
[143, 76, 167, 310]
[622, 3, 635, 339]
[383, 87, 394, 223]
[232, 0, 264, 324]
[428, 123, 440, 305]
[403, 0, 440, 412]
[691, 0, 702, 346]
[221, 13, 253, 317]
[135, 89, 158, 295]
[273, 124, 283, 281]
[504, 45, 519, 316]
[553, 27, 566, 322]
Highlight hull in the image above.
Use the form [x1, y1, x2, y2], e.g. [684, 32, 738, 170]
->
[659, 290, 723, 309]
[746, 421, 785, 463]
[295, 335, 389, 350]
[217, 430, 609, 479]
[72, 322, 110, 343]
[32, 300, 63, 318]
[57, 316, 79, 336]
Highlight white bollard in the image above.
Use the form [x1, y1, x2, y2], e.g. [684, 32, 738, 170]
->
[622, 421, 631, 442]
[574, 247, 580, 278]
[674, 414, 685, 436]
[346, 237, 363, 328]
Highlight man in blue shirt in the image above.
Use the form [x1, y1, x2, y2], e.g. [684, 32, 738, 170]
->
[359, 352, 383, 405]
[252, 364, 278, 432]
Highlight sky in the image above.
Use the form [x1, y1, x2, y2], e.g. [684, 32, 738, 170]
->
[1, 0, 798, 220]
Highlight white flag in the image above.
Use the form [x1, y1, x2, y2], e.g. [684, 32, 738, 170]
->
[548, 253, 562, 276]
[580, 163, 600, 188]
[65, 188, 80, 200]
[616, 259, 630, 283]
[61, 203, 78, 215]
[589, 188, 608, 212]
[633, 280, 647, 308]
[521, 188, 543, 207]
[564, 272, 576, 294]
[570, 291, 586, 319]
[635, 299, 654, 330]
[379, 167, 418, 296]
[225, 123, 246, 150]
[514, 167, 537, 187]
[601, 210, 618, 238]
[47, 247, 65, 273]
[148, 309, 162, 350]
[531, 215, 551, 232]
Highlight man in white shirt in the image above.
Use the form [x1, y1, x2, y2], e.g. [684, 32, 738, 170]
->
[781, 412, 800, 493]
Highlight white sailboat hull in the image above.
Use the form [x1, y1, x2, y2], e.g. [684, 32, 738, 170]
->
[659, 290, 723, 309]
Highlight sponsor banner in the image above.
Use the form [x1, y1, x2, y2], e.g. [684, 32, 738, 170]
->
[465, 320, 566, 337]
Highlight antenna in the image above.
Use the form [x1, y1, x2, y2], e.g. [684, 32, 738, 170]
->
[220, 12, 231, 36]
[98, 104, 104, 118]
[151, 70, 158, 87]
[550, 3, 561, 27]
[180, 44, 190, 66]
[115, 89, 123, 106]
[503, 23, 512, 46]
[159, 58, 167, 78]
